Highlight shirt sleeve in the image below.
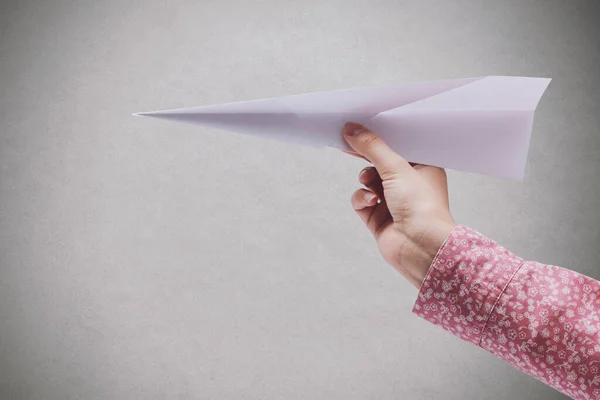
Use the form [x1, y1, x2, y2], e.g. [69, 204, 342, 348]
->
[413, 225, 600, 400]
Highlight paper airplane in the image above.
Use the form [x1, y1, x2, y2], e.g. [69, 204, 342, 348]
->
[135, 76, 550, 179]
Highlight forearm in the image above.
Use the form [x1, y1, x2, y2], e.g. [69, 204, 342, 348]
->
[414, 226, 600, 399]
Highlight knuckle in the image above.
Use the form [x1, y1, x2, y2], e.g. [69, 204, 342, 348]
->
[357, 131, 380, 147]
[359, 166, 376, 181]
[379, 162, 404, 180]
[383, 158, 413, 179]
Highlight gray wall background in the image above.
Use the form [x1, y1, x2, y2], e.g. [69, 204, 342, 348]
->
[1, 0, 599, 399]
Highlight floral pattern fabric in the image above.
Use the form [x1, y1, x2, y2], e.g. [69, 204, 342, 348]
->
[414, 225, 600, 399]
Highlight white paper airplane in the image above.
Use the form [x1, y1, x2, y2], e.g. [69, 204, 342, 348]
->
[135, 76, 551, 179]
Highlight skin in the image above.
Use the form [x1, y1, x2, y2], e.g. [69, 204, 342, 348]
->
[343, 122, 457, 288]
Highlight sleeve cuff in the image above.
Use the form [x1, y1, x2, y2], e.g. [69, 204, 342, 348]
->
[412, 225, 524, 346]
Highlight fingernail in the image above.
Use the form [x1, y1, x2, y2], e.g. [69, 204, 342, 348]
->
[344, 122, 364, 136]
[364, 192, 377, 203]
[359, 168, 371, 184]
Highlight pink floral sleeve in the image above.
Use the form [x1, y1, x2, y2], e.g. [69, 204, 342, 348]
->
[414, 225, 600, 399]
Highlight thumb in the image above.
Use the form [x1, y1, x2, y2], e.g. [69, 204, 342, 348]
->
[343, 122, 411, 179]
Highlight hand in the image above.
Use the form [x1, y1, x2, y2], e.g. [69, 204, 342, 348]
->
[343, 122, 456, 288]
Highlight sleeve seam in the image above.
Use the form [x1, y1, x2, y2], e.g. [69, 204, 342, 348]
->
[476, 259, 526, 347]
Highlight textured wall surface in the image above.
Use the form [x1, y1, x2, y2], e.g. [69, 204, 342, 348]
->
[1, 1, 599, 399]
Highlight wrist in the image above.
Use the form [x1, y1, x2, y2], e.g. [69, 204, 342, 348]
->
[405, 220, 456, 287]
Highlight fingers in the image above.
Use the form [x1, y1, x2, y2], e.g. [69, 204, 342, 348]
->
[351, 188, 392, 237]
[359, 166, 378, 185]
[351, 188, 381, 233]
[352, 167, 392, 237]
[343, 122, 412, 179]
[359, 166, 383, 197]
[351, 188, 378, 211]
